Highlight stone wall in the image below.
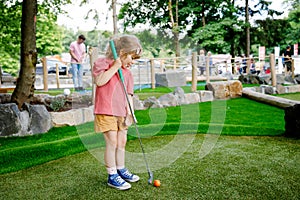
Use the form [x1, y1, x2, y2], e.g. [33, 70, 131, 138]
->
[0, 103, 52, 136]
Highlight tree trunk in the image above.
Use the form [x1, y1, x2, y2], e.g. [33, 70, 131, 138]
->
[112, 0, 118, 34]
[201, 0, 205, 26]
[245, 0, 250, 58]
[168, 0, 180, 57]
[174, 31, 180, 57]
[11, 0, 37, 110]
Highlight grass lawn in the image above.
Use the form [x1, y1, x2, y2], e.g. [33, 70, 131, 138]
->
[0, 97, 285, 174]
[274, 92, 300, 101]
[1, 88, 299, 199]
[1, 135, 299, 199]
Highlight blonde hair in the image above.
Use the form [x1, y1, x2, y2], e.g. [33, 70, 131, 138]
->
[106, 34, 142, 59]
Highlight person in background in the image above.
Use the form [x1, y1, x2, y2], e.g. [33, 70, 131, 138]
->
[93, 34, 142, 190]
[198, 49, 206, 76]
[69, 34, 86, 91]
[207, 51, 213, 75]
[284, 45, 293, 73]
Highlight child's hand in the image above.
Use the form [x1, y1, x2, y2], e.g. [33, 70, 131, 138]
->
[125, 114, 133, 126]
[113, 58, 122, 69]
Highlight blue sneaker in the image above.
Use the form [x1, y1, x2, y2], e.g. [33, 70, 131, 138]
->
[117, 168, 140, 183]
[107, 174, 131, 190]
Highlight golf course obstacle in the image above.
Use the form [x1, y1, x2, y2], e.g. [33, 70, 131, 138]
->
[243, 87, 300, 138]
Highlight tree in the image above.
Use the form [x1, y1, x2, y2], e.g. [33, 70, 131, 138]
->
[11, 0, 38, 109]
[119, 0, 191, 57]
[9, 0, 71, 109]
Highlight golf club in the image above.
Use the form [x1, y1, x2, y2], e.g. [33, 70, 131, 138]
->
[109, 40, 154, 184]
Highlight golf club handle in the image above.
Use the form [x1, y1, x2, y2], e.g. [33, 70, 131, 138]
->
[109, 40, 125, 83]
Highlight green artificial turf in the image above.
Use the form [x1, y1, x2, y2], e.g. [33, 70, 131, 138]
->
[1, 135, 299, 199]
[274, 92, 300, 101]
[0, 98, 285, 175]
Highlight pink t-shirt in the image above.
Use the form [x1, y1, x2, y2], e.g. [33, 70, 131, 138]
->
[93, 57, 134, 117]
[69, 41, 86, 63]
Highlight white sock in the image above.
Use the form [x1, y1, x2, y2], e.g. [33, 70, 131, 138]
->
[106, 167, 117, 175]
[117, 166, 125, 170]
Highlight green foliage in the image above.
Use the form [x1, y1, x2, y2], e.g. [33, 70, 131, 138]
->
[119, 0, 296, 56]
[0, 2, 66, 74]
[0, 2, 22, 74]
[285, 5, 300, 45]
[48, 97, 66, 112]
[36, 7, 65, 57]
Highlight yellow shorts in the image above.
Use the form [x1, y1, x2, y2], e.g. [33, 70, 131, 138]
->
[94, 114, 127, 133]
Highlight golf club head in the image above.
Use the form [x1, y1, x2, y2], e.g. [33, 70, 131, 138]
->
[148, 171, 154, 184]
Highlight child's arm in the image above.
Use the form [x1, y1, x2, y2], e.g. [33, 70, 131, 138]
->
[94, 58, 122, 86]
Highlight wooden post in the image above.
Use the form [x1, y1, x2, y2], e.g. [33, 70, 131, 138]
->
[206, 54, 210, 83]
[292, 58, 295, 79]
[150, 58, 155, 89]
[55, 63, 60, 89]
[246, 57, 251, 74]
[191, 52, 197, 92]
[173, 58, 176, 70]
[89, 47, 98, 104]
[270, 54, 276, 87]
[160, 59, 164, 72]
[42, 57, 48, 92]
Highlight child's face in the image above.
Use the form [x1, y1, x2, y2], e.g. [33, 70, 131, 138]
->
[121, 53, 137, 69]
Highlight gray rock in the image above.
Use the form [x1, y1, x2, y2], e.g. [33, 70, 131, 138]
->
[264, 86, 275, 94]
[50, 106, 94, 127]
[143, 96, 161, 108]
[19, 110, 30, 136]
[284, 75, 297, 84]
[295, 75, 300, 84]
[0, 103, 52, 136]
[184, 93, 200, 104]
[155, 71, 186, 87]
[0, 103, 22, 136]
[158, 93, 178, 107]
[173, 87, 186, 104]
[29, 104, 52, 134]
[198, 91, 214, 102]
[272, 74, 285, 85]
[133, 95, 145, 110]
[0, 94, 12, 104]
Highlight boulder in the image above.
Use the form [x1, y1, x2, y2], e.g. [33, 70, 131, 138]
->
[155, 71, 186, 87]
[206, 80, 242, 99]
[143, 96, 162, 108]
[295, 74, 300, 84]
[0, 93, 11, 104]
[28, 104, 52, 134]
[276, 85, 287, 94]
[0, 103, 22, 136]
[50, 106, 94, 127]
[158, 93, 178, 107]
[198, 91, 214, 102]
[0, 103, 52, 136]
[284, 75, 297, 84]
[173, 87, 186, 104]
[133, 95, 145, 110]
[285, 85, 300, 93]
[238, 74, 268, 84]
[184, 93, 200, 104]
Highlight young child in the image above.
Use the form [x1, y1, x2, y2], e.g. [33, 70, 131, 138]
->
[92, 35, 142, 190]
